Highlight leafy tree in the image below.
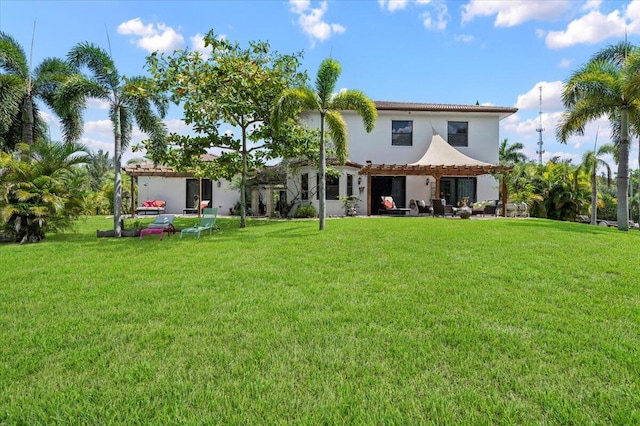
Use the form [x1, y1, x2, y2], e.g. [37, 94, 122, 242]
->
[145, 30, 307, 228]
[580, 143, 614, 224]
[0, 139, 89, 243]
[0, 31, 82, 151]
[557, 41, 640, 231]
[272, 58, 377, 230]
[62, 42, 168, 237]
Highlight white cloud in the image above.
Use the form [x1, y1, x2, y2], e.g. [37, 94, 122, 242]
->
[84, 120, 113, 135]
[190, 34, 211, 59]
[164, 119, 192, 134]
[117, 18, 184, 53]
[461, 0, 573, 27]
[420, 3, 449, 30]
[514, 81, 565, 111]
[288, 0, 345, 46]
[558, 58, 572, 68]
[454, 34, 474, 43]
[80, 136, 112, 155]
[117, 17, 155, 36]
[545, 9, 627, 49]
[87, 98, 110, 110]
[378, 0, 409, 12]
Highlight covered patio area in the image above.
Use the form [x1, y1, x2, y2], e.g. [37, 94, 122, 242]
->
[358, 129, 512, 216]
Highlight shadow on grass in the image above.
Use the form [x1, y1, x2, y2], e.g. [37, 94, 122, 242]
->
[500, 217, 637, 236]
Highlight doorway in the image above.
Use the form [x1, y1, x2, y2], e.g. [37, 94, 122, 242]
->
[439, 177, 476, 206]
[370, 176, 406, 214]
[186, 179, 212, 208]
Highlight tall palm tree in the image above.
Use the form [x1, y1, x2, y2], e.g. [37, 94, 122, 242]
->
[0, 31, 82, 151]
[498, 138, 527, 165]
[63, 42, 167, 237]
[273, 58, 377, 230]
[580, 144, 614, 225]
[557, 41, 640, 231]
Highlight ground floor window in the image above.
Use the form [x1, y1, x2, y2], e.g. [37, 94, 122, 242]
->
[301, 173, 309, 200]
[317, 174, 340, 200]
[439, 177, 476, 206]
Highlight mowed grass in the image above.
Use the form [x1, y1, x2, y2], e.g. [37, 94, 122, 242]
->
[1, 215, 639, 424]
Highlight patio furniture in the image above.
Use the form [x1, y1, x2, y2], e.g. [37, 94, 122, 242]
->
[378, 196, 411, 216]
[183, 200, 210, 215]
[139, 227, 164, 240]
[180, 208, 218, 239]
[416, 199, 431, 215]
[146, 214, 176, 235]
[136, 200, 166, 215]
[432, 198, 455, 217]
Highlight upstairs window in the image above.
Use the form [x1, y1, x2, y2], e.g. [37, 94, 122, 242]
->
[392, 120, 413, 146]
[448, 121, 468, 147]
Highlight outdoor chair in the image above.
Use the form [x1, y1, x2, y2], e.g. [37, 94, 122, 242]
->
[432, 198, 454, 217]
[416, 199, 431, 215]
[180, 208, 218, 239]
[146, 214, 176, 234]
[378, 196, 411, 216]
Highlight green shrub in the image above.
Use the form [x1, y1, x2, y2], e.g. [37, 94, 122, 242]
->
[294, 204, 316, 218]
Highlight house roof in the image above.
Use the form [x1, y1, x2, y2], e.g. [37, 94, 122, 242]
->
[122, 154, 219, 177]
[373, 101, 518, 120]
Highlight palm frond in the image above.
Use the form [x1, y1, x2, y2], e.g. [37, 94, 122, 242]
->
[325, 110, 347, 163]
[67, 42, 120, 90]
[272, 86, 318, 133]
[315, 58, 341, 106]
[0, 31, 28, 78]
[330, 90, 377, 133]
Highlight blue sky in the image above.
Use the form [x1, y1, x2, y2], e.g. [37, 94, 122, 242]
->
[2, 0, 639, 168]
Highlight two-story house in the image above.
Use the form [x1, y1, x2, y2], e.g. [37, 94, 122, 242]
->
[289, 101, 518, 216]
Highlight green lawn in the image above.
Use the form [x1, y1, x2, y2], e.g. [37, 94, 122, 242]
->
[1, 216, 639, 424]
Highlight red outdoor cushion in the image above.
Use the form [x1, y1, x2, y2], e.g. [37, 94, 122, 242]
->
[383, 200, 393, 210]
[142, 200, 154, 207]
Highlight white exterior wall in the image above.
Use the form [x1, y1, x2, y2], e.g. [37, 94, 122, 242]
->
[301, 109, 504, 209]
[137, 176, 236, 215]
[286, 165, 366, 217]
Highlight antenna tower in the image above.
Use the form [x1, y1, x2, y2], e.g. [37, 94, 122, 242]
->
[536, 86, 545, 164]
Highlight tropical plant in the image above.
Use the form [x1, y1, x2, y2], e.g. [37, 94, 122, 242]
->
[145, 30, 307, 228]
[62, 42, 167, 237]
[580, 143, 614, 224]
[0, 139, 89, 242]
[557, 41, 640, 231]
[498, 138, 527, 165]
[0, 31, 82, 151]
[273, 58, 377, 230]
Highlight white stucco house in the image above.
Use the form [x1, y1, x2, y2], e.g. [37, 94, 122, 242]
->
[124, 101, 517, 218]
[288, 101, 518, 216]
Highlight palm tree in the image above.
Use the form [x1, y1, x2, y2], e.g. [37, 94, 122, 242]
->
[557, 41, 640, 231]
[0, 31, 82, 151]
[273, 58, 377, 230]
[580, 144, 614, 225]
[499, 138, 527, 165]
[63, 42, 167, 237]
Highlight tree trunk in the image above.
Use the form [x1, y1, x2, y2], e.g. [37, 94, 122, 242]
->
[240, 125, 247, 228]
[21, 95, 34, 145]
[617, 105, 629, 231]
[318, 112, 326, 231]
[113, 105, 123, 237]
[591, 166, 597, 225]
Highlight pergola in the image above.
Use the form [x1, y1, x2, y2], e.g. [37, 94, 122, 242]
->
[358, 129, 513, 216]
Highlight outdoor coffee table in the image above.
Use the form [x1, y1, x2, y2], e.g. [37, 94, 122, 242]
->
[139, 228, 164, 240]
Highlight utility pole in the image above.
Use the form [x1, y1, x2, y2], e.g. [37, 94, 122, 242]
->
[536, 86, 545, 165]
